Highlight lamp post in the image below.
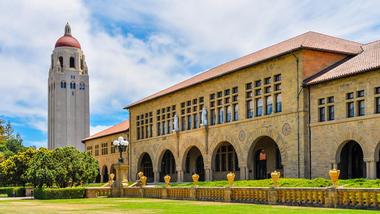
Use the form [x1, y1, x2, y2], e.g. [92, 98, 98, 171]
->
[113, 136, 129, 163]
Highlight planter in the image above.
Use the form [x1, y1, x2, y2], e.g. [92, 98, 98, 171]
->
[192, 173, 199, 186]
[226, 172, 235, 186]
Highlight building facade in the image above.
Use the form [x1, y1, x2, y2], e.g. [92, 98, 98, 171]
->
[48, 23, 89, 151]
[124, 32, 380, 183]
[82, 120, 129, 183]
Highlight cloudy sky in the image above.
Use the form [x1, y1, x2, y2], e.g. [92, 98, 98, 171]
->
[1, 0, 380, 147]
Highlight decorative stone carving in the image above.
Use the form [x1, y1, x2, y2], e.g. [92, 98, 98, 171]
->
[282, 123, 291, 136]
[173, 114, 179, 132]
[201, 107, 208, 126]
[238, 130, 246, 142]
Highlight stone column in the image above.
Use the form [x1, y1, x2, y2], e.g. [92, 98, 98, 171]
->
[224, 187, 232, 202]
[177, 170, 184, 183]
[154, 170, 160, 183]
[205, 168, 212, 181]
[267, 189, 278, 205]
[111, 163, 129, 197]
[366, 160, 376, 179]
[324, 187, 338, 208]
[240, 165, 248, 180]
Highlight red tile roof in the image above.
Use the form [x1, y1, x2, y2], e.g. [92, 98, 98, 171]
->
[82, 120, 129, 142]
[307, 41, 380, 85]
[126, 31, 362, 108]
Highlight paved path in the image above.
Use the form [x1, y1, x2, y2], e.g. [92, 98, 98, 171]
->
[0, 197, 33, 200]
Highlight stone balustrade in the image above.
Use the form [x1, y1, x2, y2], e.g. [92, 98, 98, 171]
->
[85, 186, 380, 210]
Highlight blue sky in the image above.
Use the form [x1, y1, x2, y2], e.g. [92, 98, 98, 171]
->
[1, 0, 380, 148]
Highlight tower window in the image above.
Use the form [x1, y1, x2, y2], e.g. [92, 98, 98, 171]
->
[60, 81, 66, 89]
[70, 57, 75, 68]
[70, 82, 76, 89]
[59, 56, 63, 68]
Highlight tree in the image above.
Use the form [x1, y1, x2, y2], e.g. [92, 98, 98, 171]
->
[25, 148, 56, 188]
[52, 147, 98, 187]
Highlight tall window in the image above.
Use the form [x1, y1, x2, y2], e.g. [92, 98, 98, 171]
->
[181, 97, 203, 130]
[70, 57, 75, 68]
[265, 96, 272, 115]
[187, 115, 192, 130]
[59, 56, 63, 68]
[137, 112, 153, 139]
[181, 117, 186, 131]
[375, 87, 380, 113]
[318, 96, 334, 122]
[346, 90, 365, 118]
[319, 106, 326, 122]
[246, 100, 253, 118]
[193, 114, 199, 128]
[226, 106, 232, 122]
[256, 98, 263, 116]
[233, 104, 238, 121]
[275, 94, 282, 112]
[70, 82, 76, 89]
[101, 143, 108, 155]
[156, 106, 175, 136]
[210, 109, 216, 125]
[214, 144, 239, 172]
[86, 146, 93, 155]
[218, 107, 224, 124]
[60, 81, 66, 89]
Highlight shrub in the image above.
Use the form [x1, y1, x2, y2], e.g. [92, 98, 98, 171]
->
[13, 187, 26, 197]
[34, 187, 85, 200]
[0, 187, 13, 197]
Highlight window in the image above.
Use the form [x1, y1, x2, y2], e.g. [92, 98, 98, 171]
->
[59, 56, 63, 68]
[101, 143, 108, 155]
[256, 98, 263, 116]
[346, 92, 354, 100]
[246, 100, 253, 118]
[193, 114, 198, 128]
[328, 106, 334, 121]
[181, 97, 203, 130]
[187, 115, 192, 130]
[214, 144, 239, 172]
[70, 57, 75, 68]
[358, 100, 365, 116]
[137, 112, 153, 139]
[226, 106, 232, 122]
[265, 96, 272, 115]
[210, 109, 216, 125]
[274, 74, 281, 82]
[255, 80, 261, 87]
[95, 145, 99, 156]
[86, 146, 93, 155]
[181, 117, 185, 131]
[233, 104, 238, 121]
[347, 102, 355, 118]
[79, 82, 85, 90]
[275, 94, 282, 113]
[264, 77, 271, 85]
[319, 107, 326, 122]
[70, 82, 76, 89]
[60, 81, 66, 89]
[357, 90, 365, 98]
[218, 108, 224, 124]
[375, 87, 380, 114]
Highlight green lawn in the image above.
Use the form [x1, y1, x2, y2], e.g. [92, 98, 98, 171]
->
[0, 198, 377, 214]
[166, 178, 380, 188]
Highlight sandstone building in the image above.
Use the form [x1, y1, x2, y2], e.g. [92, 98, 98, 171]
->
[48, 23, 89, 151]
[82, 120, 129, 182]
[123, 32, 380, 183]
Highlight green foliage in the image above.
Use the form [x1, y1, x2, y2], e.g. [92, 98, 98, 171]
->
[25, 148, 56, 188]
[0, 148, 36, 186]
[0, 187, 25, 197]
[0, 120, 27, 161]
[33, 187, 85, 200]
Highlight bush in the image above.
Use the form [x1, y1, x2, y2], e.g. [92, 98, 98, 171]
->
[0, 187, 13, 197]
[34, 187, 85, 200]
[0, 187, 25, 197]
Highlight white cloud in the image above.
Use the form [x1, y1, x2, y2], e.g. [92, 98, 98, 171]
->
[90, 125, 111, 135]
[1, 0, 380, 147]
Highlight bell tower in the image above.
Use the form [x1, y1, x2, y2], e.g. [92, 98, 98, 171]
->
[48, 23, 89, 151]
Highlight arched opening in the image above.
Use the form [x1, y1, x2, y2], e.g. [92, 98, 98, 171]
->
[159, 150, 177, 182]
[59, 56, 63, 68]
[102, 165, 109, 183]
[338, 141, 365, 179]
[183, 146, 205, 182]
[248, 136, 282, 179]
[139, 153, 154, 183]
[70, 57, 75, 68]
[212, 142, 240, 180]
[95, 168, 101, 183]
[110, 165, 116, 181]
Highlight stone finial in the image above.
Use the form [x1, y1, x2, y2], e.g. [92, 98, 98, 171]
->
[64, 22, 72, 36]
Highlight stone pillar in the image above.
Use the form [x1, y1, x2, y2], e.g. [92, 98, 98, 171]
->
[161, 187, 168, 199]
[366, 160, 376, 179]
[324, 187, 338, 208]
[205, 168, 212, 181]
[240, 165, 248, 180]
[111, 163, 129, 197]
[224, 187, 231, 202]
[177, 170, 184, 183]
[267, 189, 278, 205]
[154, 170, 159, 183]
[189, 187, 196, 200]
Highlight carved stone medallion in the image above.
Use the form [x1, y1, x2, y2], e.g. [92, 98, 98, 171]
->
[282, 123, 291, 136]
[238, 130, 246, 142]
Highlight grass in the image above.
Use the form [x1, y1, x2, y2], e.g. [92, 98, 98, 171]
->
[0, 198, 377, 214]
[84, 182, 107, 187]
[166, 178, 380, 188]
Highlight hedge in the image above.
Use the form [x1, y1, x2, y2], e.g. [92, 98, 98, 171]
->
[34, 187, 85, 200]
[0, 187, 26, 197]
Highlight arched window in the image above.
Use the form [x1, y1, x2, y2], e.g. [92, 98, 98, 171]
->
[80, 82, 85, 90]
[70, 82, 76, 89]
[59, 56, 63, 68]
[60, 81, 66, 89]
[70, 57, 75, 68]
[215, 144, 239, 172]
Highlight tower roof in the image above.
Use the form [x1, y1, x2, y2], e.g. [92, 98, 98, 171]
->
[55, 23, 81, 49]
